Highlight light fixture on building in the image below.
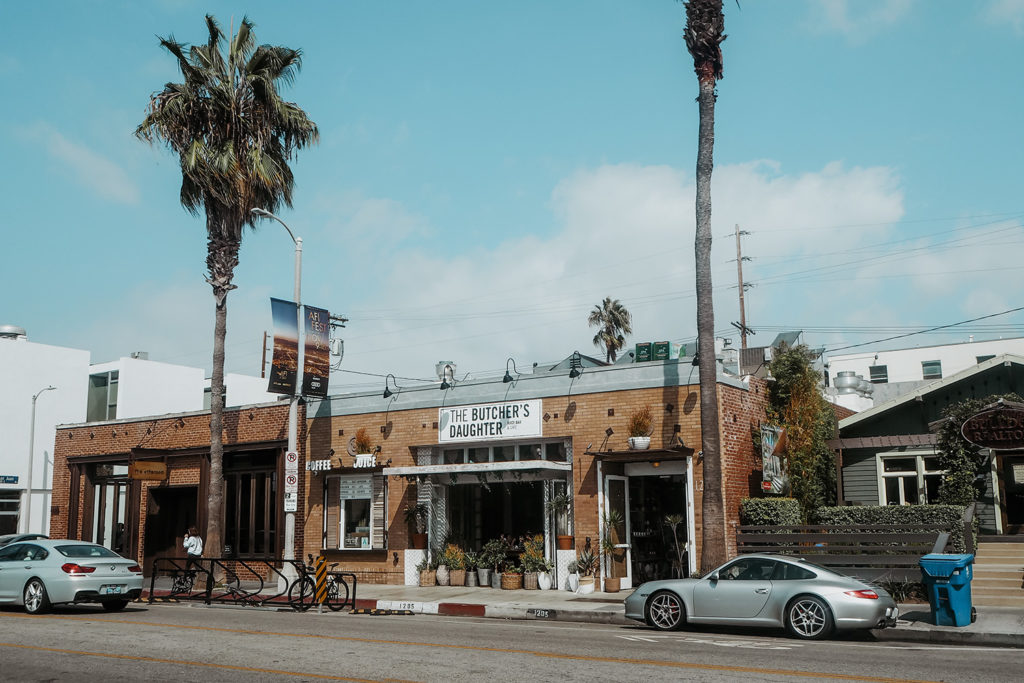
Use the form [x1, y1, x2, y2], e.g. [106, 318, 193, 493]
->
[383, 373, 400, 399]
[503, 358, 520, 383]
[569, 351, 583, 379]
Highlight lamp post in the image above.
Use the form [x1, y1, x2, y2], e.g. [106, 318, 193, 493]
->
[24, 386, 56, 534]
[252, 208, 302, 586]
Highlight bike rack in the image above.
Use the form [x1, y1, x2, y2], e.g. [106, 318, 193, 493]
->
[148, 557, 357, 611]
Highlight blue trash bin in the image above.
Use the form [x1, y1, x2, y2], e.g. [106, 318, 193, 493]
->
[919, 553, 975, 627]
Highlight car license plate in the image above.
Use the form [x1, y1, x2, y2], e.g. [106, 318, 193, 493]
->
[102, 585, 123, 595]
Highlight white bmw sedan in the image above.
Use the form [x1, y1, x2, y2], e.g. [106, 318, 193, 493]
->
[0, 539, 144, 614]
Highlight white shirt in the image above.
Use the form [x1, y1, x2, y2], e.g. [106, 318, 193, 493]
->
[183, 534, 203, 557]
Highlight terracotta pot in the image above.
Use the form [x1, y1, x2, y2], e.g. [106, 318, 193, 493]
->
[411, 533, 428, 549]
[419, 570, 436, 587]
[604, 576, 621, 593]
[523, 572, 539, 590]
[556, 535, 574, 551]
[449, 569, 466, 586]
[501, 573, 523, 590]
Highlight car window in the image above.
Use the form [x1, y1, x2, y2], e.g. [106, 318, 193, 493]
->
[720, 558, 777, 580]
[56, 544, 120, 558]
[17, 544, 49, 561]
[772, 562, 817, 581]
[0, 544, 23, 561]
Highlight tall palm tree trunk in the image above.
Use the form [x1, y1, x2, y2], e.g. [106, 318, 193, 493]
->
[695, 72, 725, 573]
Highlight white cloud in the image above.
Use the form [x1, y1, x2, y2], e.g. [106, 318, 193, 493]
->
[985, 0, 1024, 33]
[22, 122, 140, 204]
[804, 0, 915, 42]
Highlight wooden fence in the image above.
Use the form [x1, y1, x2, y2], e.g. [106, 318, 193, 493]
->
[734, 523, 949, 582]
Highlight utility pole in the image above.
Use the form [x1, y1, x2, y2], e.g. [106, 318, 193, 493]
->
[732, 224, 754, 348]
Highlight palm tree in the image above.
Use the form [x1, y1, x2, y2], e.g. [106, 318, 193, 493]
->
[136, 15, 318, 560]
[683, 0, 727, 573]
[587, 297, 633, 363]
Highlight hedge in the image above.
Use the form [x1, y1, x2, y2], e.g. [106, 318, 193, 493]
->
[740, 497, 802, 526]
[811, 505, 973, 553]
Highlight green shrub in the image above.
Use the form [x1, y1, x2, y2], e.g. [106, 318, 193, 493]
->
[740, 497, 802, 526]
[811, 505, 972, 552]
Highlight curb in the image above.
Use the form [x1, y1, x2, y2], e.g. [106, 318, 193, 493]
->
[872, 627, 1024, 649]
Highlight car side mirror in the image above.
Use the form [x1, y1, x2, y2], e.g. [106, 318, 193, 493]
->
[708, 570, 720, 582]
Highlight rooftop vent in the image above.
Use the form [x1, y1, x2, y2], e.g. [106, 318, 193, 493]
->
[0, 324, 27, 340]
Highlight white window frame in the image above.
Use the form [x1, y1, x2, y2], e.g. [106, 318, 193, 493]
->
[337, 474, 373, 550]
[876, 450, 944, 506]
[921, 360, 942, 380]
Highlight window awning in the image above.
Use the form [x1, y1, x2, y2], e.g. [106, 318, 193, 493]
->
[383, 459, 571, 477]
[585, 445, 693, 463]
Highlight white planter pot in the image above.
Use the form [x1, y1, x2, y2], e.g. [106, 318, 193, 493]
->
[567, 573, 580, 591]
[537, 572, 552, 590]
[628, 436, 651, 450]
[575, 578, 595, 595]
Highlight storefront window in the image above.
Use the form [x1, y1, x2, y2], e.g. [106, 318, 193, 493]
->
[879, 453, 944, 505]
[223, 451, 277, 558]
[325, 474, 386, 551]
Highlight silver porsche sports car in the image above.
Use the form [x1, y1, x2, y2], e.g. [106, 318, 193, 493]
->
[624, 553, 899, 640]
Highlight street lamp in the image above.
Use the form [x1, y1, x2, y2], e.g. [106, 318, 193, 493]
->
[251, 208, 302, 587]
[24, 386, 56, 534]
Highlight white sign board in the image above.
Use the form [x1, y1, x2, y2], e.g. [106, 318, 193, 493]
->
[285, 451, 299, 473]
[284, 491, 297, 512]
[438, 400, 542, 443]
[284, 472, 298, 493]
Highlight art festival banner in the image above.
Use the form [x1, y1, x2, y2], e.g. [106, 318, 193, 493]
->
[302, 305, 330, 398]
[268, 298, 299, 394]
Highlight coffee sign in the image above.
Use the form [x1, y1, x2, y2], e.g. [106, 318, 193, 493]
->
[961, 407, 1024, 450]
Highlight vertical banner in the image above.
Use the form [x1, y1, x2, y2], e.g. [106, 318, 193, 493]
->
[302, 305, 330, 397]
[760, 424, 787, 494]
[268, 298, 299, 394]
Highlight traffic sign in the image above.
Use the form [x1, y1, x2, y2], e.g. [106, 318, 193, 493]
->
[285, 451, 299, 472]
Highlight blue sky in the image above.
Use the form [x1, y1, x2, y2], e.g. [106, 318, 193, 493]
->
[2, 0, 1024, 392]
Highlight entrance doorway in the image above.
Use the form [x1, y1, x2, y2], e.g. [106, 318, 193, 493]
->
[1000, 455, 1024, 533]
[627, 473, 688, 583]
[144, 486, 198, 575]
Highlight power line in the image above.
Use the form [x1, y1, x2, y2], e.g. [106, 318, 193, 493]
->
[823, 306, 1024, 353]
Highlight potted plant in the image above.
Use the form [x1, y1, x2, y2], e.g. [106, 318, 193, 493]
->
[521, 534, 546, 590]
[354, 427, 374, 454]
[602, 509, 624, 593]
[404, 503, 429, 549]
[575, 549, 598, 595]
[546, 493, 574, 550]
[444, 544, 466, 586]
[500, 564, 523, 590]
[464, 551, 479, 587]
[627, 405, 653, 450]
[479, 538, 505, 587]
[566, 559, 580, 592]
[435, 545, 450, 586]
[416, 557, 435, 587]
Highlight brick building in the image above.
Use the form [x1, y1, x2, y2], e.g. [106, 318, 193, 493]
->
[303, 358, 768, 589]
[48, 357, 768, 589]
[49, 401, 301, 575]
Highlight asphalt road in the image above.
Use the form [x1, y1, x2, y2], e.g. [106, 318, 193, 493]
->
[0, 602, 1019, 682]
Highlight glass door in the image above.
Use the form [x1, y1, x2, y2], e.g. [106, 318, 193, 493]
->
[603, 475, 631, 588]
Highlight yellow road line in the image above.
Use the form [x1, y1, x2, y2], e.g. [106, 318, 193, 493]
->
[0, 641, 412, 682]
[0, 612, 939, 683]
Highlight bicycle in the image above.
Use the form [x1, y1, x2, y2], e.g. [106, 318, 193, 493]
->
[288, 555, 350, 612]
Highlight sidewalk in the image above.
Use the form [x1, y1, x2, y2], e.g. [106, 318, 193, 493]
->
[346, 584, 1024, 648]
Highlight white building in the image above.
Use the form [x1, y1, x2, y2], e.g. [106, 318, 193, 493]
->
[825, 337, 1024, 412]
[1, 327, 277, 536]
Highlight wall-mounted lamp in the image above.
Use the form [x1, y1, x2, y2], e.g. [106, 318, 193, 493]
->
[383, 373, 400, 399]
[568, 351, 583, 379]
[439, 363, 455, 390]
[503, 358, 520, 384]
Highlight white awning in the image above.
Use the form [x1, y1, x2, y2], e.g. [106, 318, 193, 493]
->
[383, 459, 571, 477]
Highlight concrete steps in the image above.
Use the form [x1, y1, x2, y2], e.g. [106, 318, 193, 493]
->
[972, 541, 1024, 607]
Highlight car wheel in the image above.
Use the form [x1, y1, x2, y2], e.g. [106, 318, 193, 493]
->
[646, 590, 686, 631]
[24, 578, 51, 615]
[102, 600, 129, 612]
[785, 595, 834, 640]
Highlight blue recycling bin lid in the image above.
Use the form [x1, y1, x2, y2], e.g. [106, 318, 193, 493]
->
[919, 553, 974, 577]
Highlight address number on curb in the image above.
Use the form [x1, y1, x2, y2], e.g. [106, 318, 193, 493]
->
[528, 609, 554, 619]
